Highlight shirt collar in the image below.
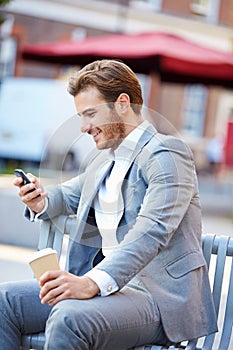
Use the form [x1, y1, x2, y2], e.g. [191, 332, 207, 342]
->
[114, 119, 150, 161]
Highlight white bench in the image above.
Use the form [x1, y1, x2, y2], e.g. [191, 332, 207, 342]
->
[21, 215, 233, 349]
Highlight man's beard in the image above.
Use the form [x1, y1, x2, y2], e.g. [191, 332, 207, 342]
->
[98, 108, 126, 150]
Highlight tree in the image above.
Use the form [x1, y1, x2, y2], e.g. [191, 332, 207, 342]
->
[0, 0, 12, 25]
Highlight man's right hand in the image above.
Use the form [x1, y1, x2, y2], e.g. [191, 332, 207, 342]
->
[13, 173, 48, 213]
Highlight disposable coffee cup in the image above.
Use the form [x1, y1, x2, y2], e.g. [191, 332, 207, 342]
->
[28, 248, 60, 282]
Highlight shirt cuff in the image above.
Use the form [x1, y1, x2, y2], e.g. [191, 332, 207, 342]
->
[85, 269, 119, 297]
[28, 197, 48, 222]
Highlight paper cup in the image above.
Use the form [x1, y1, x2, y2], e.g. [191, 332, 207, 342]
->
[28, 248, 60, 281]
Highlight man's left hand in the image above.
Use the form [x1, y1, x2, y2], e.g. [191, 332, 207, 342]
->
[39, 270, 100, 306]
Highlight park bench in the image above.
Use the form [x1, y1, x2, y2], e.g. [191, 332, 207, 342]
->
[21, 215, 233, 350]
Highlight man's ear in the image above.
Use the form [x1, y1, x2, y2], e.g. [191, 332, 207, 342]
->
[115, 93, 130, 114]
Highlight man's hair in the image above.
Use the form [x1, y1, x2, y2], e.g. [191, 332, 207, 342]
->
[67, 59, 143, 115]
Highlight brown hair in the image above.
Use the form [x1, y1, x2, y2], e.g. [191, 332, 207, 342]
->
[67, 59, 143, 115]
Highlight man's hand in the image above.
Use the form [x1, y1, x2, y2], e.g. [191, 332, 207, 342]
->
[39, 270, 100, 306]
[13, 173, 47, 213]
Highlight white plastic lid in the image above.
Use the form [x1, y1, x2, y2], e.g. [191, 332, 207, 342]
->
[28, 248, 57, 263]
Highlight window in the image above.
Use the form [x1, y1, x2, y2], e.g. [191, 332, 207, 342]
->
[181, 85, 207, 137]
[137, 73, 150, 106]
[191, 0, 220, 24]
[0, 37, 17, 79]
[130, 0, 162, 12]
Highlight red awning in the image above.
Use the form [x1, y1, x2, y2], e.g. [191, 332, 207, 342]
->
[22, 31, 233, 87]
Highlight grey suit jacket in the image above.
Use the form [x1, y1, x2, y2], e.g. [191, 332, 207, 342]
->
[40, 123, 217, 343]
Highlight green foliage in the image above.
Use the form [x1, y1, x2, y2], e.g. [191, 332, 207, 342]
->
[0, 0, 12, 25]
[0, 0, 11, 4]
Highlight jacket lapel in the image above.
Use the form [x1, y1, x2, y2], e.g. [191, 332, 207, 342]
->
[120, 123, 157, 178]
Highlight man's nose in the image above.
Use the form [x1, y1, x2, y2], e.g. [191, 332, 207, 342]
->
[80, 119, 91, 133]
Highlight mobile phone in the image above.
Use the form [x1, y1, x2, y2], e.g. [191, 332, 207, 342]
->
[14, 169, 32, 185]
[14, 168, 37, 194]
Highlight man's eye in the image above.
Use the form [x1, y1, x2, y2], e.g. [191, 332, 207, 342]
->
[88, 113, 95, 118]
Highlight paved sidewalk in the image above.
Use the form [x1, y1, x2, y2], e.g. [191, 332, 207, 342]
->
[0, 244, 34, 282]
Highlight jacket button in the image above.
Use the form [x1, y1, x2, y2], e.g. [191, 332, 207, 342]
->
[107, 285, 112, 292]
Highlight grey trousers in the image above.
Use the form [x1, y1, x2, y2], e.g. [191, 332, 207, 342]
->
[0, 278, 168, 350]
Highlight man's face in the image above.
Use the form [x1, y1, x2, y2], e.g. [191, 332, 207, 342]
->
[75, 86, 126, 150]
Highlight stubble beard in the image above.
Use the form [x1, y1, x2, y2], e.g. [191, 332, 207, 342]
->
[97, 108, 126, 150]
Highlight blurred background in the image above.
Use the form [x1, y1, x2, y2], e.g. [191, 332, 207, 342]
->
[0, 0, 232, 282]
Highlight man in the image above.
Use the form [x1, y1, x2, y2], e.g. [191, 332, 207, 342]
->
[0, 59, 217, 349]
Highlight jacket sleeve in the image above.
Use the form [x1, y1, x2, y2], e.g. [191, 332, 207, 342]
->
[33, 172, 85, 220]
[37, 148, 101, 220]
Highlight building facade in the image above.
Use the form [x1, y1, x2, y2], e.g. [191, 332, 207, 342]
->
[1, 0, 233, 170]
